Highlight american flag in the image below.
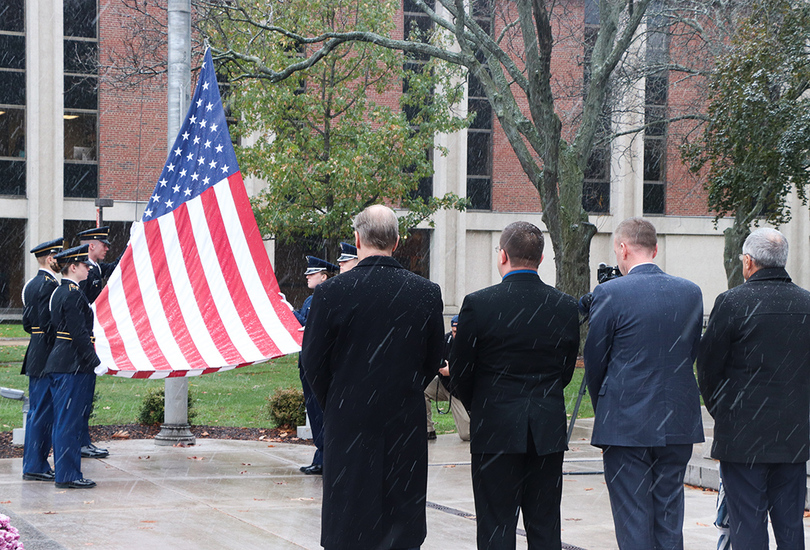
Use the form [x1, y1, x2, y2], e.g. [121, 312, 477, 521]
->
[93, 48, 303, 378]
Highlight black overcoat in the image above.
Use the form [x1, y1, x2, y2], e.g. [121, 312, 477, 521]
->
[697, 267, 810, 463]
[449, 271, 580, 455]
[21, 270, 59, 377]
[301, 255, 444, 550]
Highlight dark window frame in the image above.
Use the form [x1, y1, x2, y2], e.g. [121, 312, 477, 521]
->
[63, 9, 99, 199]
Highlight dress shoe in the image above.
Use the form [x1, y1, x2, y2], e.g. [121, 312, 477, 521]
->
[88, 443, 109, 454]
[427, 431, 437, 440]
[23, 469, 55, 482]
[55, 478, 96, 489]
[81, 445, 109, 459]
[303, 464, 323, 475]
[299, 464, 313, 473]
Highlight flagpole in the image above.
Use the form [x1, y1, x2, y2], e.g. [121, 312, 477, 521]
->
[156, 0, 195, 446]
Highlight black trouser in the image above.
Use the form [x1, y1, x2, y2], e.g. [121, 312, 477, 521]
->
[471, 446, 563, 550]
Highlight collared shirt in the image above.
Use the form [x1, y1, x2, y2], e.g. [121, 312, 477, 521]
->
[627, 262, 656, 274]
[501, 269, 539, 281]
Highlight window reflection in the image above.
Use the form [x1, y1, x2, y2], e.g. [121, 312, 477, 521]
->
[64, 113, 96, 160]
[0, 217, 27, 308]
[0, 35, 25, 70]
[0, 108, 24, 158]
[0, 71, 25, 105]
[0, 0, 24, 33]
[63, 0, 97, 39]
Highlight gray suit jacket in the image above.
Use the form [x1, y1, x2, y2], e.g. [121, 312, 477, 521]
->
[583, 263, 704, 447]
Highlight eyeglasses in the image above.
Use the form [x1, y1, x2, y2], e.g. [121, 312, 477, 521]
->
[739, 253, 750, 262]
[495, 246, 501, 253]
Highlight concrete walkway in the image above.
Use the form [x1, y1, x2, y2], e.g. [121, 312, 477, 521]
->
[0, 417, 805, 549]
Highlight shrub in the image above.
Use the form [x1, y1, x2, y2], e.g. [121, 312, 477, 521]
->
[267, 387, 305, 430]
[138, 387, 197, 425]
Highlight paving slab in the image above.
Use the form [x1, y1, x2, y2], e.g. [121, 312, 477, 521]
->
[0, 418, 805, 549]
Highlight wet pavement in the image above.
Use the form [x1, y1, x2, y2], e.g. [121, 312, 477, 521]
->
[0, 416, 805, 549]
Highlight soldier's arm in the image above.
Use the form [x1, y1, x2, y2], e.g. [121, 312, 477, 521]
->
[63, 290, 101, 369]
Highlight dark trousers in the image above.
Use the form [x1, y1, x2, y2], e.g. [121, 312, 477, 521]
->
[720, 460, 807, 550]
[23, 375, 53, 474]
[602, 444, 692, 550]
[471, 449, 564, 550]
[50, 372, 95, 483]
[80, 375, 96, 447]
[299, 367, 323, 466]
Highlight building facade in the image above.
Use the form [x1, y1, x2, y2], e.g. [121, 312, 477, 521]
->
[2, 0, 808, 317]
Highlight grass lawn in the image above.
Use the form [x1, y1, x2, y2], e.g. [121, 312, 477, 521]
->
[0, 334, 594, 435]
[0, 347, 302, 430]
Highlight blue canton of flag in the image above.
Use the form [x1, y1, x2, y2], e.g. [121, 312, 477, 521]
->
[144, 49, 239, 220]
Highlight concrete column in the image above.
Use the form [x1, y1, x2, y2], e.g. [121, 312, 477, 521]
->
[25, 0, 64, 278]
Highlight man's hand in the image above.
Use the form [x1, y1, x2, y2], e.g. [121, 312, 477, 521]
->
[438, 361, 450, 377]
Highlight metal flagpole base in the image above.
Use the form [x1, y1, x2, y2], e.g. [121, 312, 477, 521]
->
[155, 423, 196, 446]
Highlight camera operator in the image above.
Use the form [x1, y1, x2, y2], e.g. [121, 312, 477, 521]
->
[424, 315, 470, 441]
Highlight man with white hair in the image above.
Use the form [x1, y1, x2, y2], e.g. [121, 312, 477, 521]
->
[698, 227, 810, 549]
[301, 204, 444, 550]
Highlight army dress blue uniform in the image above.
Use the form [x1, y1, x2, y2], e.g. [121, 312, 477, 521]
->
[77, 226, 118, 456]
[44, 252, 101, 487]
[294, 256, 338, 475]
[20, 238, 65, 479]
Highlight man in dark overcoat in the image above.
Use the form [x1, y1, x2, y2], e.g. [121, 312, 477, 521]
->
[583, 217, 704, 550]
[21, 237, 64, 481]
[450, 221, 579, 550]
[44, 244, 101, 489]
[301, 205, 444, 550]
[697, 227, 810, 549]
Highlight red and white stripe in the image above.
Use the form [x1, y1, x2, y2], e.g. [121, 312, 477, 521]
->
[93, 172, 303, 378]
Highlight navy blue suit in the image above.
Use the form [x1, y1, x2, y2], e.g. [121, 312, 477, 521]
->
[583, 263, 704, 550]
[295, 294, 323, 468]
[44, 279, 101, 484]
[21, 269, 59, 475]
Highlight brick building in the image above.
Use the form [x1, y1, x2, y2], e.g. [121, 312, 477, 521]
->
[2, 0, 807, 317]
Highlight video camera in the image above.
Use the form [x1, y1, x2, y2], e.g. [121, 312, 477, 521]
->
[578, 262, 622, 318]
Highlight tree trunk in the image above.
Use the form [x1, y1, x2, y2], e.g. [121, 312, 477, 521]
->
[723, 220, 749, 289]
[545, 144, 597, 300]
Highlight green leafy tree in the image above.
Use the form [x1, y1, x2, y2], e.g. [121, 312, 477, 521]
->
[203, 0, 468, 259]
[683, 0, 810, 288]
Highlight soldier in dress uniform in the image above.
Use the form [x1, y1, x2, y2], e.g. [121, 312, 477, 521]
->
[44, 245, 101, 489]
[20, 238, 65, 481]
[76, 226, 118, 304]
[294, 256, 338, 475]
[336, 242, 358, 273]
[76, 226, 119, 459]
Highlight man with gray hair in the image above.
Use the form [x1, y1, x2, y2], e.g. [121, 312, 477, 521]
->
[698, 227, 810, 549]
[302, 204, 444, 550]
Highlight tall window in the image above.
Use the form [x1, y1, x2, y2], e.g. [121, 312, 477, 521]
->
[643, 3, 668, 214]
[64, 0, 99, 198]
[466, 0, 493, 210]
[403, 0, 435, 202]
[581, 0, 610, 213]
[0, 0, 26, 196]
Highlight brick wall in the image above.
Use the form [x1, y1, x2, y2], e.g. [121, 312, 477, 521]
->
[98, 0, 170, 202]
[93, 0, 714, 218]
